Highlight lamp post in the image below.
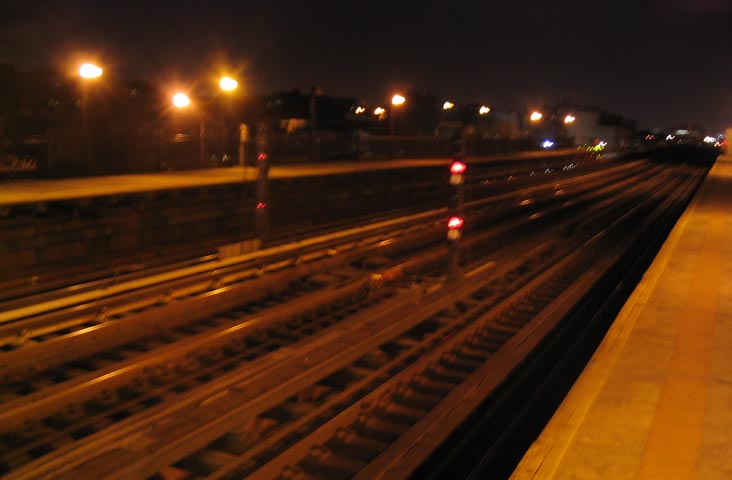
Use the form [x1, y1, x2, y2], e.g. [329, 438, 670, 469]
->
[218, 76, 239, 166]
[390, 94, 406, 158]
[172, 92, 207, 166]
[78, 62, 102, 173]
[390, 93, 406, 136]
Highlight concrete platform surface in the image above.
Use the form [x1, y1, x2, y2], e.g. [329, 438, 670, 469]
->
[0, 150, 573, 206]
[512, 155, 732, 480]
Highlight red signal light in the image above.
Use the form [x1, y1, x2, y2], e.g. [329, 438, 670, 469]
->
[447, 216, 464, 229]
[450, 161, 467, 175]
[258, 153, 268, 162]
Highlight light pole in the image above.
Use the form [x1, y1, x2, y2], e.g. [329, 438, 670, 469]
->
[78, 62, 102, 173]
[390, 94, 405, 158]
[390, 94, 406, 136]
[172, 92, 206, 166]
[218, 76, 239, 165]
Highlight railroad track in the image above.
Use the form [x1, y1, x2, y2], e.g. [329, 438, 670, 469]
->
[0, 156, 652, 339]
[0, 157, 704, 478]
[0, 150, 611, 304]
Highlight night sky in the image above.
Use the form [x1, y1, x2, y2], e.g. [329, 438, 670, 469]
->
[2, 0, 731, 132]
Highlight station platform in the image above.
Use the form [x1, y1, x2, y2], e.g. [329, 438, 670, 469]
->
[0, 149, 572, 207]
[512, 155, 732, 479]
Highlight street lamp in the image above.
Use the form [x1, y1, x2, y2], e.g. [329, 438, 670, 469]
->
[79, 63, 103, 79]
[479, 105, 491, 115]
[530, 111, 543, 122]
[390, 94, 406, 157]
[219, 76, 238, 92]
[172, 92, 191, 108]
[217, 76, 240, 165]
[443, 101, 455, 110]
[390, 93, 406, 133]
[78, 62, 103, 173]
[564, 114, 576, 124]
[172, 92, 206, 166]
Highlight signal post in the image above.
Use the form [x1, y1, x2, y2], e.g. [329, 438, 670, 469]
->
[447, 154, 466, 281]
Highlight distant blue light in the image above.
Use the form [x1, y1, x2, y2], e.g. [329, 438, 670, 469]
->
[541, 139, 555, 149]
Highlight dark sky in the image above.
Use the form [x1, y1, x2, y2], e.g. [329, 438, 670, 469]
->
[2, 0, 731, 132]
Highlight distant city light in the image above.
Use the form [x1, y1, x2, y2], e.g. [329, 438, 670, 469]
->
[564, 114, 576, 124]
[443, 101, 455, 110]
[479, 106, 491, 115]
[373, 106, 386, 116]
[703, 136, 717, 144]
[391, 94, 406, 106]
[541, 139, 555, 149]
[530, 111, 543, 122]
[172, 92, 191, 108]
[666, 134, 676, 141]
[219, 76, 238, 91]
[79, 63, 103, 79]
[598, 141, 608, 147]
[355, 106, 366, 114]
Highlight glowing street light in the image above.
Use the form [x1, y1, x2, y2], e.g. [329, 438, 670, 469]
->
[79, 63, 103, 79]
[530, 111, 543, 122]
[479, 105, 491, 115]
[172, 92, 191, 108]
[564, 114, 576, 124]
[355, 106, 366, 114]
[391, 94, 406, 106]
[443, 101, 455, 110]
[219, 76, 238, 91]
[373, 107, 386, 116]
